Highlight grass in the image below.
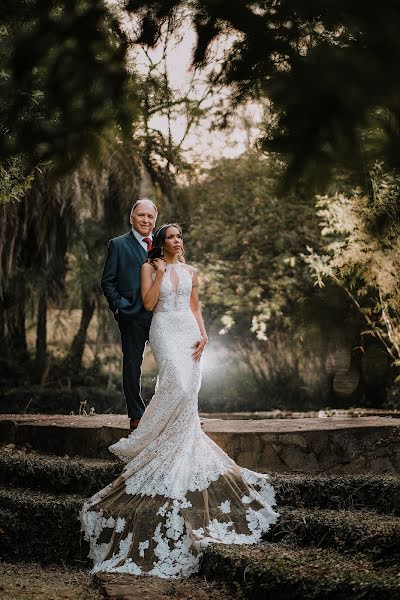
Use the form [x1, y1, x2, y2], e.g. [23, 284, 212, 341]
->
[270, 473, 400, 515]
[2, 448, 399, 515]
[0, 561, 242, 600]
[1, 447, 400, 598]
[266, 506, 400, 560]
[200, 542, 400, 600]
[0, 487, 89, 566]
[0, 447, 121, 495]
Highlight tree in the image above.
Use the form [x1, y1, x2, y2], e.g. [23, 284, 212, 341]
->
[304, 162, 400, 384]
[186, 151, 342, 408]
[188, 151, 321, 336]
[0, 168, 75, 381]
[0, 127, 143, 383]
[0, 0, 138, 172]
[128, 0, 400, 185]
[62, 139, 142, 376]
[128, 14, 227, 217]
[0, 10, 219, 385]
[128, 1, 400, 407]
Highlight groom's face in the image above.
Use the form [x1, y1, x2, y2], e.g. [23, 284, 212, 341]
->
[130, 202, 157, 236]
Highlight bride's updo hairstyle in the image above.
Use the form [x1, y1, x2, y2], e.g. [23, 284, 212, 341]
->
[147, 223, 185, 262]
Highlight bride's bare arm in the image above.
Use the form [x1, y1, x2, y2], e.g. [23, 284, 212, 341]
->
[189, 268, 208, 361]
[141, 260, 165, 311]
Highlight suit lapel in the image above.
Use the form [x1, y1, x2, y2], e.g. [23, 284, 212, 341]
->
[126, 231, 147, 267]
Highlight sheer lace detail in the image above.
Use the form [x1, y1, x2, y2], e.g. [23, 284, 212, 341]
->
[79, 260, 279, 577]
[80, 471, 278, 578]
[152, 263, 194, 314]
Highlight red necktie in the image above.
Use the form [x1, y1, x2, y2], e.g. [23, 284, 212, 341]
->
[143, 237, 152, 251]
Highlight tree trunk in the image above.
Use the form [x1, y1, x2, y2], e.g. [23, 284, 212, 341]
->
[65, 292, 96, 374]
[7, 295, 28, 360]
[0, 305, 5, 350]
[34, 289, 48, 382]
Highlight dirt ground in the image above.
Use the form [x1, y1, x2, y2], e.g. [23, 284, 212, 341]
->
[0, 562, 239, 600]
[0, 562, 102, 600]
[95, 572, 241, 600]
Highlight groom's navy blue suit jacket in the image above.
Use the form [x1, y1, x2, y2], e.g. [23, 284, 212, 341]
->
[101, 231, 152, 322]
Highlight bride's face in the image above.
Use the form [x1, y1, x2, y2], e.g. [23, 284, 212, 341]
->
[163, 226, 183, 257]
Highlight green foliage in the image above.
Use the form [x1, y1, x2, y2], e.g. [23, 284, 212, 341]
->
[0, 157, 33, 204]
[188, 151, 322, 340]
[186, 150, 385, 409]
[304, 163, 400, 367]
[185, 151, 350, 409]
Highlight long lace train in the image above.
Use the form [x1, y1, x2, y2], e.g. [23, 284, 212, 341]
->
[79, 263, 279, 577]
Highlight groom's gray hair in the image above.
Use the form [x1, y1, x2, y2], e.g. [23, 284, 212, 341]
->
[131, 198, 158, 215]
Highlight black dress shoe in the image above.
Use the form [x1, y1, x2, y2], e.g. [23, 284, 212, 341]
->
[130, 418, 141, 432]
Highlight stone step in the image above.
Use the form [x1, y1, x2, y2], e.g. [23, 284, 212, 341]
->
[1, 448, 399, 515]
[200, 542, 400, 600]
[267, 506, 400, 559]
[0, 414, 123, 461]
[201, 409, 400, 419]
[1, 414, 399, 473]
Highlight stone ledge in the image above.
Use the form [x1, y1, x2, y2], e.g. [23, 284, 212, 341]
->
[0, 414, 399, 474]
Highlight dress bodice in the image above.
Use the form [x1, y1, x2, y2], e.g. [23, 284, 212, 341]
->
[153, 263, 193, 313]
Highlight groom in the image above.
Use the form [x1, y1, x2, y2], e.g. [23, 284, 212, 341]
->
[101, 198, 157, 431]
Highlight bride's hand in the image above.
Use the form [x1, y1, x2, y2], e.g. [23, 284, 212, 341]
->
[192, 336, 208, 361]
[152, 258, 166, 273]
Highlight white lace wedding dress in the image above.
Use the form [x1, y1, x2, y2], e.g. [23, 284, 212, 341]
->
[79, 262, 279, 578]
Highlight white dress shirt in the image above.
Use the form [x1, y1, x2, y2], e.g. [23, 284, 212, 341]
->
[132, 228, 153, 251]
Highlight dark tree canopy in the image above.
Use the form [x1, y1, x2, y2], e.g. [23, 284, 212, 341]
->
[128, 0, 400, 183]
[0, 0, 138, 171]
[2, 0, 398, 182]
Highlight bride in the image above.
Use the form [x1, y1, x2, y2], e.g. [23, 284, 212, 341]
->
[79, 223, 279, 578]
